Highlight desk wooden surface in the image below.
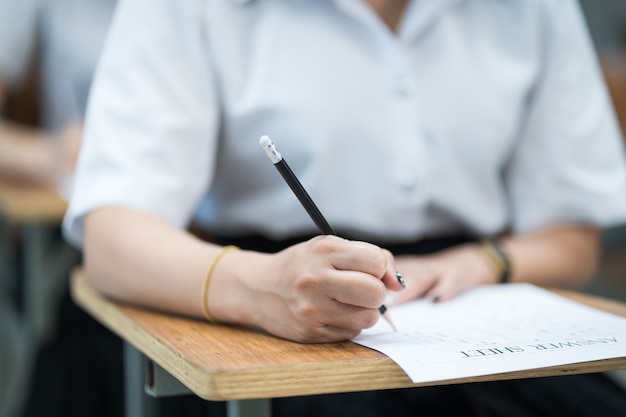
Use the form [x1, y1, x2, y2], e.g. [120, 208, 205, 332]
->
[70, 270, 626, 402]
[0, 181, 67, 223]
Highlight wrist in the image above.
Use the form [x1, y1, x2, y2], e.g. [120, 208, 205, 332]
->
[478, 238, 512, 284]
[206, 249, 272, 327]
[201, 245, 240, 323]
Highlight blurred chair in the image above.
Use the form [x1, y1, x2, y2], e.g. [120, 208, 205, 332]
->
[600, 51, 626, 137]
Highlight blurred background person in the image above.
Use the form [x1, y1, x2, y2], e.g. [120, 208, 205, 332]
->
[0, 0, 109, 191]
[0, 1, 120, 417]
[578, 0, 626, 302]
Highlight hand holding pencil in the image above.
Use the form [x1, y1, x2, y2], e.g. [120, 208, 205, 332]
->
[259, 135, 404, 332]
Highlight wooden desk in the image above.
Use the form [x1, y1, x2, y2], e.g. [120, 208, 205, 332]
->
[70, 269, 626, 417]
[0, 181, 67, 223]
[0, 181, 78, 417]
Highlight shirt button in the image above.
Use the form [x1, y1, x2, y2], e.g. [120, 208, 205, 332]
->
[396, 169, 417, 190]
[390, 75, 414, 98]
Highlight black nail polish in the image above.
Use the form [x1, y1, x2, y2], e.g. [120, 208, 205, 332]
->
[395, 270, 406, 288]
[432, 295, 441, 303]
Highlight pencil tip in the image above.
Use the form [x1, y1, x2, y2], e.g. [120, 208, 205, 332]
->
[381, 311, 397, 332]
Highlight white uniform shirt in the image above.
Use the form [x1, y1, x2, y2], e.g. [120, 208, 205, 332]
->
[63, 0, 626, 247]
[0, 0, 37, 91]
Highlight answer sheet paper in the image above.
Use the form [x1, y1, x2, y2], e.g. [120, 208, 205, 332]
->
[352, 284, 626, 383]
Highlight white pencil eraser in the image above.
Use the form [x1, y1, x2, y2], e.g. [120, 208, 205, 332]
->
[259, 135, 282, 164]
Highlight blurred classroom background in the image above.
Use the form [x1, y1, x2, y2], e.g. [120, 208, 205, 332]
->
[578, 0, 626, 302]
[0, 1, 626, 417]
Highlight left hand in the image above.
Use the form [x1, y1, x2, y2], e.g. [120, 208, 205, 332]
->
[391, 243, 498, 305]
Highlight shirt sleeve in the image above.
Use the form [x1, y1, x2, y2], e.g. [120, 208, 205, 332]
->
[0, 0, 39, 92]
[63, 0, 220, 247]
[504, 0, 626, 233]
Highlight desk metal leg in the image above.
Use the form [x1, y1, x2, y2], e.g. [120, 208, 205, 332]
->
[0, 220, 24, 417]
[1, 222, 80, 417]
[22, 224, 80, 343]
[145, 357, 191, 398]
[227, 399, 272, 417]
[0, 219, 15, 296]
[0, 297, 31, 417]
[125, 343, 272, 417]
[124, 342, 157, 417]
[21, 224, 46, 341]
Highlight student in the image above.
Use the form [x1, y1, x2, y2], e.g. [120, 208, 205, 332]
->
[0, 0, 116, 191]
[63, 0, 626, 415]
[0, 73, 81, 188]
[0, 0, 78, 188]
[0, 0, 113, 190]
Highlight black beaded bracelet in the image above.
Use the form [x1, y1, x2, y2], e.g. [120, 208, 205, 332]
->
[479, 238, 511, 283]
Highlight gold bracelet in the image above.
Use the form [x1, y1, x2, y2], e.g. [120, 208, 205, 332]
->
[201, 245, 239, 322]
[478, 239, 511, 283]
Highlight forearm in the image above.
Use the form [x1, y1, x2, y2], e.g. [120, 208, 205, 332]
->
[84, 207, 400, 342]
[84, 207, 223, 318]
[501, 224, 600, 288]
[0, 120, 56, 185]
[0, 78, 82, 186]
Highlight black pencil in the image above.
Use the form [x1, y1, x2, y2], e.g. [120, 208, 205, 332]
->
[259, 135, 396, 331]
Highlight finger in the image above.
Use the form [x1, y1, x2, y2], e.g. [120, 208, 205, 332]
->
[326, 242, 405, 299]
[304, 237, 390, 305]
[393, 276, 435, 305]
[292, 324, 362, 344]
[380, 249, 405, 291]
[281, 303, 378, 343]
[313, 237, 388, 278]
[424, 276, 466, 303]
[321, 304, 381, 331]
[270, 316, 363, 343]
[321, 269, 386, 309]
[425, 287, 446, 303]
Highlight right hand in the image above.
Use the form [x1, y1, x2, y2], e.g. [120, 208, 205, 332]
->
[36, 122, 83, 187]
[52, 121, 82, 175]
[209, 235, 403, 343]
